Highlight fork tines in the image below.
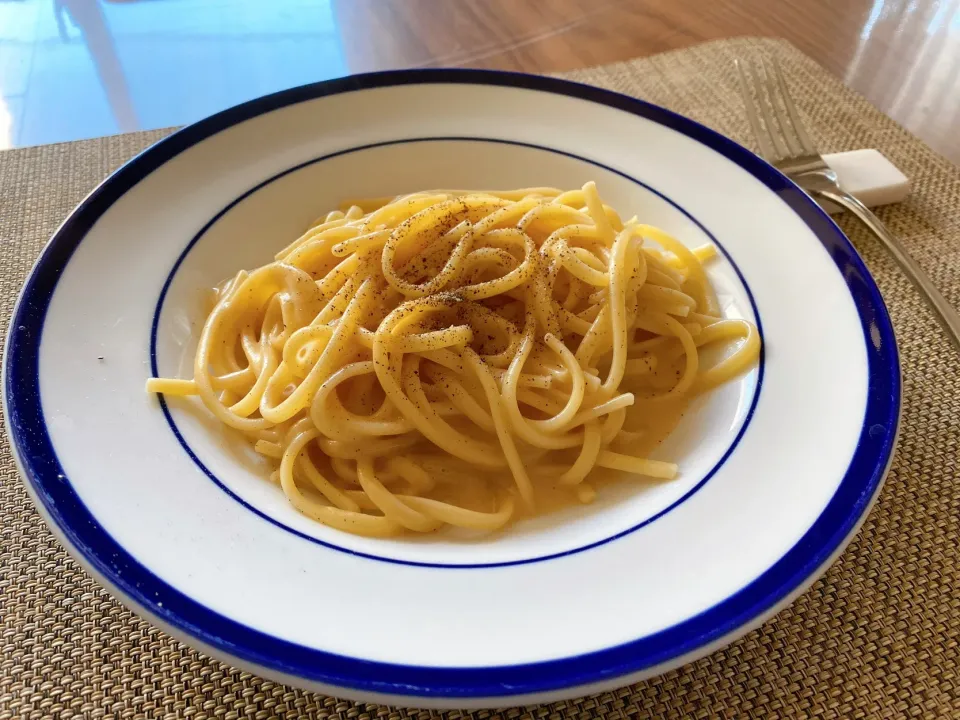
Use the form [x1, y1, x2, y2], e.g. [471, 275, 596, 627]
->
[735, 57, 819, 165]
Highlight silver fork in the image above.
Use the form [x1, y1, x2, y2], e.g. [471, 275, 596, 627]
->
[736, 56, 960, 352]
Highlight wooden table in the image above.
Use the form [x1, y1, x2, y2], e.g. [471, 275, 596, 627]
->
[3, 0, 957, 161]
[333, 0, 960, 165]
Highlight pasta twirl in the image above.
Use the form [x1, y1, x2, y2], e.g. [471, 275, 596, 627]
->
[147, 182, 760, 537]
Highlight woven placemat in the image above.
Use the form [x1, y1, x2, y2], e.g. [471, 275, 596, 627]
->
[1, 36, 958, 719]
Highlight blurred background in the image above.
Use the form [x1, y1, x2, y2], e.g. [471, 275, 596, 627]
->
[1, 0, 958, 160]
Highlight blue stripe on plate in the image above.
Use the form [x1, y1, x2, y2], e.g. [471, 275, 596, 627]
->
[150, 135, 764, 569]
[3, 68, 900, 699]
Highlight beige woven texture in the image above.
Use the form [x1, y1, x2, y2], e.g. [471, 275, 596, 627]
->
[1, 37, 958, 719]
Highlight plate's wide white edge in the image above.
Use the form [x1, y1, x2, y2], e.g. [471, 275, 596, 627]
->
[0, 74, 902, 709]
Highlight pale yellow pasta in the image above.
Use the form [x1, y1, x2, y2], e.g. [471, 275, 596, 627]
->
[146, 182, 761, 537]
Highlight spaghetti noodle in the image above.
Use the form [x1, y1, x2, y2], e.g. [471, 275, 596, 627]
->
[147, 183, 760, 537]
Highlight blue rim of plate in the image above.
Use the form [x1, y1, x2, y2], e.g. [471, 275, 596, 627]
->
[2, 69, 900, 699]
[150, 135, 765, 569]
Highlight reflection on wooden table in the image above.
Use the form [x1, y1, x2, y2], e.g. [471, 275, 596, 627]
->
[0, 0, 957, 163]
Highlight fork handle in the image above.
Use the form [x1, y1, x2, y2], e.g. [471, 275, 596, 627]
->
[814, 186, 960, 353]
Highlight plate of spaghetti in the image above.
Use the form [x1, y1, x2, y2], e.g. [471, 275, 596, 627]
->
[3, 70, 899, 708]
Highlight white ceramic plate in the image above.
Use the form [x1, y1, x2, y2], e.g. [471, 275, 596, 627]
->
[2, 70, 899, 708]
